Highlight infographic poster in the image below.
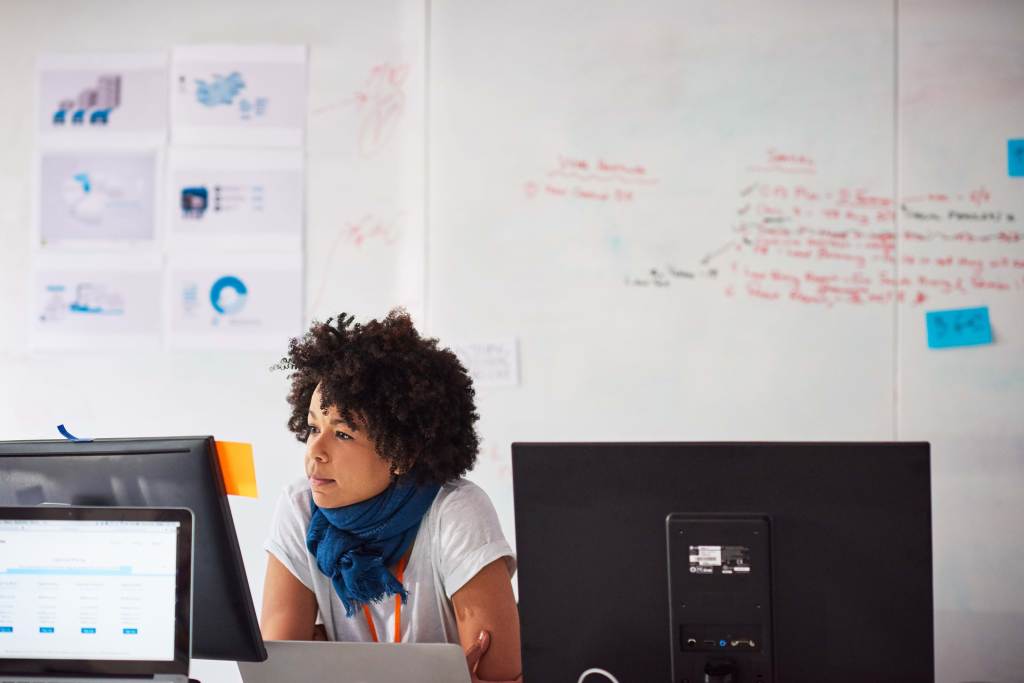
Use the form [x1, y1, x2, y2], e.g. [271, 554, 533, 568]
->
[31, 254, 162, 350]
[36, 148, 159, 249]
[166, 147, 304, 251]
[170, 45, 307, 147]
[165, 253, 303, 350]
[37, 52, 168, 142]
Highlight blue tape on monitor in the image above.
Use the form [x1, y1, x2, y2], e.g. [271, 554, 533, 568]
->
[925, 307, 993, 349]
[57, 424, 93, 442]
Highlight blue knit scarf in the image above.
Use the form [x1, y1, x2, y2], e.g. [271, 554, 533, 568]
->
[306, 478, 441, 617]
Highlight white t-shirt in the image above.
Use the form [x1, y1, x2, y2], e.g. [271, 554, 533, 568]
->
[265, 476, 516, 644]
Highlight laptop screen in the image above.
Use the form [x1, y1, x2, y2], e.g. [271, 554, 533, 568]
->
[0, 507, 191, 676]
[0, 518, 179, 661]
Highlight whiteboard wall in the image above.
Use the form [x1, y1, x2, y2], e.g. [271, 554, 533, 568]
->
[0, 1, 1021, 682]
[898, 1, 1024, 679]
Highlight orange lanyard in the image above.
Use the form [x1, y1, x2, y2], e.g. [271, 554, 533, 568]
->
[362, 551, 410, 643]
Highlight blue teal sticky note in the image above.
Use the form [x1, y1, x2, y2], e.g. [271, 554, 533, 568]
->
[926, 307, 992, 349]
[1010, 140, 1024, 177]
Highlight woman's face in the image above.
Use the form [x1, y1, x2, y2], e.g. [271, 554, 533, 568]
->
[304, 385, 393, 508]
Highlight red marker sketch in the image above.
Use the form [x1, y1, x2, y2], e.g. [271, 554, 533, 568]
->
[353, 63, 409, 158]
[310, 213, 403, 314]
[314, 63, 410, 158]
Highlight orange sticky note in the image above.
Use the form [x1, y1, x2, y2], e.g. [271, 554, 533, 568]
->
[214, 441, 258, 498]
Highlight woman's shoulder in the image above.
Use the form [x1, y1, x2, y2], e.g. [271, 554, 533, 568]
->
[430, 478, 494, 516]
[424, 477, 504, 539]
[422, 477, 516, 589]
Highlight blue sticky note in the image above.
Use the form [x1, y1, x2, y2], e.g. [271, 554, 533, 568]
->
[1010, 140, 1024, 177]
[926, 307, 993, 349]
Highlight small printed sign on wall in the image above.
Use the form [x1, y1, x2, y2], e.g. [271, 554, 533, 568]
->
[452, 338, 520, 387]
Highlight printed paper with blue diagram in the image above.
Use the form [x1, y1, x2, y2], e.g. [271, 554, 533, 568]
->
[170, 45, 307, 147]
[37, 149, 158, 248]
[166, 253, 302, 350]
[166, 147, 304, 252]
[37, 52, 168, 143]
[31, 253, 162, 350]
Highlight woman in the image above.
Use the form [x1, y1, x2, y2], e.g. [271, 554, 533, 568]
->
[261, 309, 521, 682]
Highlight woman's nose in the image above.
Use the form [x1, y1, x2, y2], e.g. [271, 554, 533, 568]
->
[309, 433, 329, 462]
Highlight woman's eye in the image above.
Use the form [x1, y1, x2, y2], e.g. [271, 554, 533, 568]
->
[307, 425, 319, 434]
[335, 431, 353, 441]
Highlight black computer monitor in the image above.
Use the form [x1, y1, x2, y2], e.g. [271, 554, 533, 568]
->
[0, 437, 266, 662]
[512, 442, 933, 683]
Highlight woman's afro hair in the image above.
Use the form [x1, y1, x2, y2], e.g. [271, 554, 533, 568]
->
[274, 308, 479, 485]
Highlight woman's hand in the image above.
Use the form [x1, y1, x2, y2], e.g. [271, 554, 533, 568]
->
[464, 631, 523, 683]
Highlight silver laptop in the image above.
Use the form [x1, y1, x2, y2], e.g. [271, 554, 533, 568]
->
[0, 506, 193, 683]
[238, 640, 471, 683]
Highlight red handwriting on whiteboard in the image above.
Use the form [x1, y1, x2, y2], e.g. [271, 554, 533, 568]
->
[627, 181, 1024, 303]
[524, 154, 657, 204]
[713, 184, 1023, 305]
[746, 148, 818, 175]
[548, 155, 658, 184]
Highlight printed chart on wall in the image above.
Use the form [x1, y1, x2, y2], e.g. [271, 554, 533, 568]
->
[166, 147, 304, 252]
[35, 147, 159, 250]
[31, 253, 162, 350]
[37, 52, 168, 143]
[171, 45, 307, 147]
[165, 253, 303, 350]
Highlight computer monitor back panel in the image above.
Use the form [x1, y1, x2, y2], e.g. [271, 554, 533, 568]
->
[667, 514, 774, 681]
[0, 437, 266, 662]
[511, 442, 933, 683]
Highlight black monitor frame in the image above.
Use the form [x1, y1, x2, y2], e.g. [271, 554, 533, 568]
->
[512, 442, 933, 683]
[0, 505, 193, 676]
[0, 436, 266, 662]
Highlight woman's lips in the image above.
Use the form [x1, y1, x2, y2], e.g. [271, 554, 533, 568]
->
[309, 476, 336, 487]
